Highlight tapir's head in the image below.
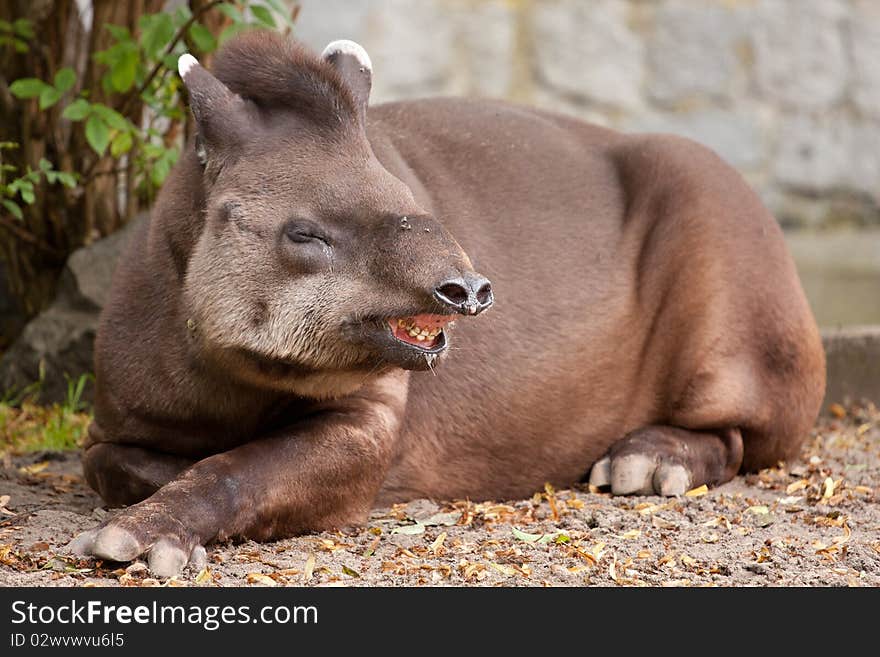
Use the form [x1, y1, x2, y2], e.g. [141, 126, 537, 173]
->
[178, 33, 492, 397]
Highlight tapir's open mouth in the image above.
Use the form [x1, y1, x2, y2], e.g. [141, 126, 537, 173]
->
[387, 314, 456, 351]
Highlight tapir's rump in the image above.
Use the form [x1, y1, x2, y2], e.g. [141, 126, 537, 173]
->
[73, 31, 825, 576]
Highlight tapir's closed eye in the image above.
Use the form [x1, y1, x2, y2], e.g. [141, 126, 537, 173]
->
[283, 219, 330, 245]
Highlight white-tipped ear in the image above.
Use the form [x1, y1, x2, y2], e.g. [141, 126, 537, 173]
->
[322, 40, 372, 126]
[177, 54, 250, 167]
[178, 53, 199, 78]
[177, 53, 200, 78]
[322, 40, 372, 73]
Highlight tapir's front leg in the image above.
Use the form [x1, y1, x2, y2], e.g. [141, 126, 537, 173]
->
[70, 380, 404, 577]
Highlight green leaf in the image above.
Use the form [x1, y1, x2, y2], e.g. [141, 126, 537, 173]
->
[104, 24, 131, 42]
[9, 78, 50, 99]
[140, 12, 174, 60]
[13, 38, 29, 53]
[109, 46, 138, 92]
[250, 5, 276, 28]
[110, 131, 133, 158]
[0, 20, 11, 32]
[90, 104, 129, 131]
[85, 115, 110, 156]
[173, 5, 192, 24]
[264, 0, 294, 26]
[38, 158, 52, 172]
[55, 172, 77, 188]
[390, 522, 425, 536]
[161, 52, 180, 70]
[341, 565, 360, 578]
[150, 147, 179, 187]
[10, 178, 35, 204]
[38, 86, 62, 110]
[188, 23, 216, 53]
[216, 3, 243, 23]
[53, 67, 76, 93]
[1, 199, 23, 220]
[511, 527, 543, 543]
[13, 18, 34, 39]
[62, 98, 91, 121]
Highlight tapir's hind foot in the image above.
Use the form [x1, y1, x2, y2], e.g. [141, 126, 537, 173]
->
[587, 425, 744, 496]
[82, 443, 195, 507]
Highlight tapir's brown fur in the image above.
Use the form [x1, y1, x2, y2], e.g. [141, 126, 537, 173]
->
[74, 33, 824, 575]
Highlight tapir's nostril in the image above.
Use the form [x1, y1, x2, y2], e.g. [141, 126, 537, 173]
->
[434, 274, 494, 315]
[476, 281, 493, 306]
[435, 282, 469, 306]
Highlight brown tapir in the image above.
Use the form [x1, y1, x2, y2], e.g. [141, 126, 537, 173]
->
[70, 32, 825, 576]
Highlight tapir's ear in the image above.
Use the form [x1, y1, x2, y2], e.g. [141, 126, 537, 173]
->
[321, 40, 372, 125]
[178, 53, 249, 165]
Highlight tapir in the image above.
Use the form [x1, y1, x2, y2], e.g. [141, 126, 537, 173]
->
[70, 32, 825, 576]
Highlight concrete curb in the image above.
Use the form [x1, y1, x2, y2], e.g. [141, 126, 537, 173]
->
[822, 326, 880, 409]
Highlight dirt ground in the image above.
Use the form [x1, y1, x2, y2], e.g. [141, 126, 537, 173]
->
[1, 404, 878, 588]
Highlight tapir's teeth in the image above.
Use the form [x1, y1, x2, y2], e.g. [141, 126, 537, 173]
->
[416, 334, 426, 341]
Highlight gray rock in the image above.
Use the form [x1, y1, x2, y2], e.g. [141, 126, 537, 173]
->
[752, 0, 848, 110]
[533, 0, 644, 110]
[0, 215, 143, 404]
[773, 114, 880, 195]
[455, 0, 515, 98]
[822, 326, 880, 409]
[850, 1, 880, 120]
[625, 108, 766, 170]
[647, 3, 748, 104]
[290, 0, 372, 54]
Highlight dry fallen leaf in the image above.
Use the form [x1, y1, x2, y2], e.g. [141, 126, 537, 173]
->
[362, 536, 381, 558]
[685, 485, 708, 497]
[488, 562, 516, 577]
[18, 461, 49, 476]
[303, 554, 316, 582]
[829, 403, 846, 419]
[786, 479, 809, 494]
[822, 477, 837, 499]
[620, 529, 641, 539]
[651, 515, 677, 530]
[194, 567, 212, 584]
[430, 532, 447, 556]
[246, 573, 277, 587]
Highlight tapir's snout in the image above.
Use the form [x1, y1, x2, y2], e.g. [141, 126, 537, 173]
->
[433, 272, 494, 316]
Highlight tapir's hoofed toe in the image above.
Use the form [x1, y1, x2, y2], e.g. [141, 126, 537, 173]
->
[588, 425, 741, 497]
[67, 528, 99, 556]
[147, 538, 190, 578]
[67, 501, 205, 577]
[587, 457, 611, 489]
[91, 525, 143, 562]
[590, 451, 693, 497]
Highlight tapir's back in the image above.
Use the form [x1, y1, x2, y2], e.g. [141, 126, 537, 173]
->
[367, 97, 825, 502]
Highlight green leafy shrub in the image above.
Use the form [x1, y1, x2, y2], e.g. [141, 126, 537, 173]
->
[0, 1, 297, 324]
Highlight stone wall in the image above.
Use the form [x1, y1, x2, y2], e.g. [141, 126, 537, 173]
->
[291, 0, 880, 229]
